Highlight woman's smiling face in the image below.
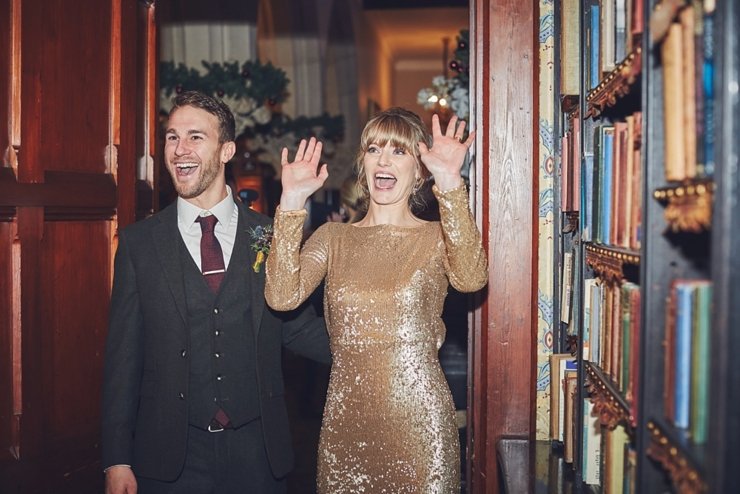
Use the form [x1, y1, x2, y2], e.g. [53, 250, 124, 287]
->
[362, 141, 418, 207]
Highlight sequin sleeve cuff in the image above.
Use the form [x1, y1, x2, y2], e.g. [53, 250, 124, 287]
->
[264, 206, 308, 311]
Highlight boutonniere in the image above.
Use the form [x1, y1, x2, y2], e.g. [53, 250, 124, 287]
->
[249, 224, 273, 273]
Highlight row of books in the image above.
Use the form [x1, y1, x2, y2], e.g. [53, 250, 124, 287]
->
[582, 418, 635, 492]
[584, 117, 643, 248]
[583, 0, 645, 92]
[550, 353, 637, 492]
[583, 278, 641, 416]
[658, 2, 715, 181]
[664, 279, 712, 444]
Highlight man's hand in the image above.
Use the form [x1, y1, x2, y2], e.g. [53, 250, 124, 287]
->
[105, 465, 137, 494]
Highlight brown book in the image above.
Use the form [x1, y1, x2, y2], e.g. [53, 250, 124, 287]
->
[563, 371, 578, 463]
[628, 288, 641, 427]
[611, 283, 623, 383]
[679, 7, 697, 179]
[623, 116, 635, 249]
[664, 285, 678, 422]
[561, 133, 570, 211]
[630, 113, 643, 250]
[662, 22, 685, 181]
[613, 122, 629, 247]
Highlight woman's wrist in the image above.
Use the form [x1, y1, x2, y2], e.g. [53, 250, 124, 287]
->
[279, 192, 308, 211]
[432, 174, 463, 192]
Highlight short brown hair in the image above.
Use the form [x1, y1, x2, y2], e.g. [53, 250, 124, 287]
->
[169, 91, 236, 143]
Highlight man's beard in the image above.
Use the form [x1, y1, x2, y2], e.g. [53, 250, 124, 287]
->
[170, 157, 221, 199]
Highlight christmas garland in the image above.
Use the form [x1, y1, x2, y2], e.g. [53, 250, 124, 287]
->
[159, 59, 344, 145]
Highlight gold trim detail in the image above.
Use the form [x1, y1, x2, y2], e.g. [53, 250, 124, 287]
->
[646, 421, 707, 494]
[653, 181, 714, 233]
[584, 363, 632, 430]
[584, 243, 640, 283]
[586, 48, 642, 118]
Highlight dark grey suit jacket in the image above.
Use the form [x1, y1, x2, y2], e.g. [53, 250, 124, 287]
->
[101, 200, 330, 481]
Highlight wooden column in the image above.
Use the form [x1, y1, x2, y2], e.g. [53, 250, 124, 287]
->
[468, 0, 537, 492]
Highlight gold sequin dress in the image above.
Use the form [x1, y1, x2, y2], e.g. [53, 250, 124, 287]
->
[265, 184, 488, 493]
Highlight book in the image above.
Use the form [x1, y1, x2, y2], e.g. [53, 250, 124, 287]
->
[583, 278, 598, 361]
[680, 6, 698, 179]
[674, 281, 695, 429]
[606, 424, 629, 493]
[701, 7, 715, 176]
[582, 398, 602, 485]
[560, 251, 575, 324]
[630, 112, 643, 249]
[690, 281, 712, 444]
[664, 288, 677, 422]
[662, 22, 686, 181]
[564, 370, 578, 463]
[628, 287, 641, 427]
[561, 133, 570, 211]
[600, 127, 615, 244]
[583, 153, 595, 241]
[589, 4, 601, 90]
[600, 0, 616, 74]
[559, 0, 581, 96]
[550, 353, 576, 441]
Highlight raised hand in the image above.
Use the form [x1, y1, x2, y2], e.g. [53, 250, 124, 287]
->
[279, 137, 329, 211]
[419, 114, 475, 191]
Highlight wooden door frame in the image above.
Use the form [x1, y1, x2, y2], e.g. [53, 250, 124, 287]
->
[467, 0, 538, 492]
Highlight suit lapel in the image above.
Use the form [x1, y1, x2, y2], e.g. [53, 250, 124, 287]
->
[236, 203, 267, 338]
[153, 203, 189, 325]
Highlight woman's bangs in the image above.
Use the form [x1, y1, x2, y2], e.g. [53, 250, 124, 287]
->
[362, 116, 417, 152]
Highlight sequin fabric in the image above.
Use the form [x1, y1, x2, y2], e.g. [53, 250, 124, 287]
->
[265, 184, 488, 493]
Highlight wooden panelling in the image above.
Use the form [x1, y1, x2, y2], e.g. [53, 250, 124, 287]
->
[0, 222, 20, 461]
[470, 0, 536, 492]
[0, 0, 152, 491]
[40, 222, 110, 440]
[20, 0, 112, 176]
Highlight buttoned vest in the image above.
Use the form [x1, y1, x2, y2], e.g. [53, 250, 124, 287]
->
[180, 238, 260, 428]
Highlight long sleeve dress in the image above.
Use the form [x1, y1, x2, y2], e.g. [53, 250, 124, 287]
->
[265, 184, 488, 493]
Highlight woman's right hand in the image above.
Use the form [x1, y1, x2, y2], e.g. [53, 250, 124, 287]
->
[279, 137, 328, 211]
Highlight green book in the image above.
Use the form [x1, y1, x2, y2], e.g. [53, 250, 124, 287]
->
[690, 281, 712, 444]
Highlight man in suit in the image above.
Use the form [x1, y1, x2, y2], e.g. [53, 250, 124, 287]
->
[102, 90, 330, 494]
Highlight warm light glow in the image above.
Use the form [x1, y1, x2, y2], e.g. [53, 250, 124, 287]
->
[427, 94, 439, 103]
[438, 98, 448, 107]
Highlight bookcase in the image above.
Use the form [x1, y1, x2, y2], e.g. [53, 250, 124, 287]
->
[552, 0, 739, 491]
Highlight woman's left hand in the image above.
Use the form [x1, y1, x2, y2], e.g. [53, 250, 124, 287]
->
[419, 114, 475, 191]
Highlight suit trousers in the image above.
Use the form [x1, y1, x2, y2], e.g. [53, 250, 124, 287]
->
[136, 419, 286, 494]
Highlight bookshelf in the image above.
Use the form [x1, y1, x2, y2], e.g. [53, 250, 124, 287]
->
[552, 0, 739, 492]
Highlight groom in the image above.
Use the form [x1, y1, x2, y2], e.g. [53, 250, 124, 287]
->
[101, 90, 330, 494]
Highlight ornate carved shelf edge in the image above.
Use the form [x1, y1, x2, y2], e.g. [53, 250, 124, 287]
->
[646, 421, 707, 494]
[654, 181, 714, 233]
[584, 243, 640, 283]
[583, 362, 632, 430]
[586, 47, 642, 118]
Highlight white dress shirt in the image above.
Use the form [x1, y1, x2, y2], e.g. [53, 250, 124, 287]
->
[177, 186, 239, 271]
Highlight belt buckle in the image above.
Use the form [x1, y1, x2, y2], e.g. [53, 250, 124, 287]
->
[207, 422, 225, 433]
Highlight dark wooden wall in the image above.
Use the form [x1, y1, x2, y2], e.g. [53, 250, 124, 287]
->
[0, 1, 156, 492]
[468, 0, 537, 492]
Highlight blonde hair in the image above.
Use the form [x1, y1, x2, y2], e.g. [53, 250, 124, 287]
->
[355, 107, 432, 212]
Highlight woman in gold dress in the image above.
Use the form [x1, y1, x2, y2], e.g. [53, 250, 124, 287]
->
[265, 108, 488, 493]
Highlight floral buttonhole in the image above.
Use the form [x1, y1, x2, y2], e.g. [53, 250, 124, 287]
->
[249, 224, 273, 273]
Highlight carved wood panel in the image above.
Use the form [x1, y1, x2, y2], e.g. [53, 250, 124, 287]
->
[0, 0, 155, 492]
